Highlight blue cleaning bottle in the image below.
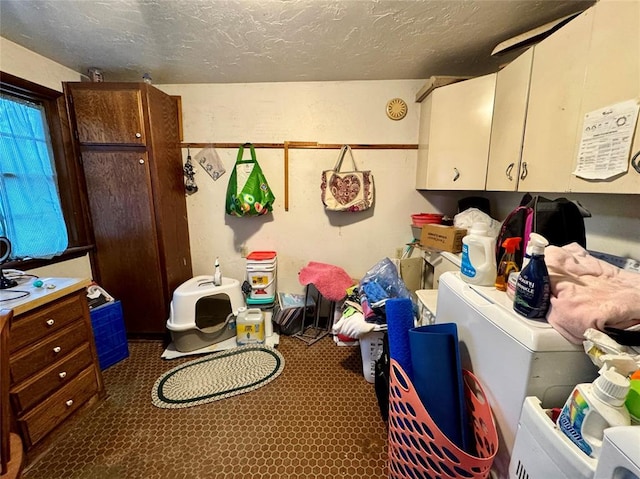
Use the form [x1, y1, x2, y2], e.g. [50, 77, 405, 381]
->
[513, 233, 550, 319]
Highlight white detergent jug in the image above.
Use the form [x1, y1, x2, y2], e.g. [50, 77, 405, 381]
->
[460, 223, 496, 286]
[235, 307, 265, 345]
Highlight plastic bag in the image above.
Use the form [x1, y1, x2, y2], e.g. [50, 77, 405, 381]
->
[360, 257, 413, 302]
[454, 207, 501, 238]
[225, 144, 275, 216]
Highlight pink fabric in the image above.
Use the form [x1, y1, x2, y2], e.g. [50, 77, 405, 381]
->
[545, 243, 640, 344]
[298, 261, 355, 301]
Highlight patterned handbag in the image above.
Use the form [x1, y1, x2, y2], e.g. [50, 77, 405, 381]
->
[321, 145, 374, 212]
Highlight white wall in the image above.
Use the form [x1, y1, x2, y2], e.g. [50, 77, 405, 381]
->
[2, 37, 638, 290]
[159, 81, 453, 293]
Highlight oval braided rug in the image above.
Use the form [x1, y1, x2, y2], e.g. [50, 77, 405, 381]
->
[152, 345, 285, 409]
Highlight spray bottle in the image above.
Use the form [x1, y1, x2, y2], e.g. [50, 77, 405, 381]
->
[513, 233, 550, 319]
[495, 237, 521, 292]
[522, 233, 549, 269]
[213, 257, 222, 286]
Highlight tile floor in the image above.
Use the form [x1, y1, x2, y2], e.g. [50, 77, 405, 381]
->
[23, 335, 388, 479]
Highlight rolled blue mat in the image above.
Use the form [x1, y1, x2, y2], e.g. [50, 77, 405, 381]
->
[386, 297, 414, 380]
[408, 323, 471, 453]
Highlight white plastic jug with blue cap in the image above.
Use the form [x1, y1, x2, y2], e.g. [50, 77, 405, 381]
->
[460, 223, 496, 286]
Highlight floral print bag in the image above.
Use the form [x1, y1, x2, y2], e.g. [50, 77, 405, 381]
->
[321, 145, 374, 212]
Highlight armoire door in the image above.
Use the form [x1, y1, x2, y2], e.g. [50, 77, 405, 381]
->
[67, 84, 146, 147]
[81, 150, 167, 334]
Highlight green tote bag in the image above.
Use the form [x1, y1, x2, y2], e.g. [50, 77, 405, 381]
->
[225, 144, 275, 216]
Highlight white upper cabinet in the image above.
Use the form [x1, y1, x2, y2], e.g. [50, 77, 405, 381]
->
[416, 73, 496, 190]
[567, 0, 640, 193]
[519, 7, 593, 193]
[520, 0, 640, 194]
[486, 48, 533, 191]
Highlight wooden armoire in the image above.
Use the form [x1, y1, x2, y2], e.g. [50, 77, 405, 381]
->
[63, 82, 192, 336]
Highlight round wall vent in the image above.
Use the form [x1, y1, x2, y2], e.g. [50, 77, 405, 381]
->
[386, 98, 408, 120]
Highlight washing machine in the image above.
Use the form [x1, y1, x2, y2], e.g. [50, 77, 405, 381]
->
[510, 397, 639, 479]
[435, 271, 599, 478]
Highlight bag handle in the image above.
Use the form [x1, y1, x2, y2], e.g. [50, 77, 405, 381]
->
[333, 145, 358, 172]
[236, 143, 257, 164]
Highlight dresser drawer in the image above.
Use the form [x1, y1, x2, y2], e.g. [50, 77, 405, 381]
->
[10, 321, 88, 384]
[10, 344, 93, 413]
[18, 367, 99, 447]
[10, 292, 86, 353]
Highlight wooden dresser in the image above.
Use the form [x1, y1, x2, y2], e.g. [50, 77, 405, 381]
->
[2, 278, 105, 452]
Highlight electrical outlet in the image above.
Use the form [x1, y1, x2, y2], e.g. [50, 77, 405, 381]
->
[240, 245, 248, 258]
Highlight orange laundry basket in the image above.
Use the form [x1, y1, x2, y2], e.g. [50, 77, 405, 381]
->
[388, 359, 498, 479]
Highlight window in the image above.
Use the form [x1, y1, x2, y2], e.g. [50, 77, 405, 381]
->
[0, 72, 91, 265]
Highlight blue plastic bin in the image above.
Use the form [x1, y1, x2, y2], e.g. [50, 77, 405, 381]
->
[90, 300, 129, 370]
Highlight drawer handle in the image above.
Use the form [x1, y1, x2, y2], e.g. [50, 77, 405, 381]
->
[53, 346, 62, 354]
[135, 132, 142, 138]
[59, 371, 67, 379]
[46, 319, 55, 327]
[65, 399, 74, 407]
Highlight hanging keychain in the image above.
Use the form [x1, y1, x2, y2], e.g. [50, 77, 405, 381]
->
[183, 148, 198, 194]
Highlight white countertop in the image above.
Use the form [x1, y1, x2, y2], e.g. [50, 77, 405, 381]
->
[0, 277, 90, 315]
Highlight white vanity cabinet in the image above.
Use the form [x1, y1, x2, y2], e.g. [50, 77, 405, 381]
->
[486, 48, 533, 191]
[416, 73, 496, 190]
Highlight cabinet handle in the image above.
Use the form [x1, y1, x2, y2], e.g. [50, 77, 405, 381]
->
[135, 132, 142, 138]
[46, 319, 55, 327]
[139, 159, 145, 164]
[59, 371, 67, 379]
[520, 161, 528, 180]
[631, 151, 640, 173]
[505, 163, 514, 181]
[53, 346, 61, 353]
[65, 399, 74, 407]
[452, 168, 460, 182]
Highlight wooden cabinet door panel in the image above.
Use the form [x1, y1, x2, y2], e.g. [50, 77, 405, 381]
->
[69, 87, 145, 146]
[81, 151, 166, 334]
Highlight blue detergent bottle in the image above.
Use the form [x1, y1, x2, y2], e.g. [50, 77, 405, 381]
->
[513, 233, 550, 319]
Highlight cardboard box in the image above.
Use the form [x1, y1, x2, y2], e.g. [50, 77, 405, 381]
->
[420, 225, 467, 253]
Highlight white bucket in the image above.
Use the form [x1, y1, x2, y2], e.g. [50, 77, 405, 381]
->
[246, 252, 277, 303]
[359, 330, 386, 383]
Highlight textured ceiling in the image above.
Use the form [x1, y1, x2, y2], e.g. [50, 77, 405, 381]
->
[0, 0, 595, 84]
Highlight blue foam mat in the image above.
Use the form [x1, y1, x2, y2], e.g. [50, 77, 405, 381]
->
[408, 323, 471, 453]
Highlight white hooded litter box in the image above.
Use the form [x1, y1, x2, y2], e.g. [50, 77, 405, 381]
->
[167, 276, 245, 352]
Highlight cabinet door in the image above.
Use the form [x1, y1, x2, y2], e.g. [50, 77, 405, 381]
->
[519, 9, 593, 192]
[486, 49, 533, 191]
[568, 0, 640, 193]
[81, 151, 166, 334]
[68, 86, 146, 146]
[416, 73, 496, 190]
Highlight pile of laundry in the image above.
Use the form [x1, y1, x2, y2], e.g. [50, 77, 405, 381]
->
[332, 257, 416, 343]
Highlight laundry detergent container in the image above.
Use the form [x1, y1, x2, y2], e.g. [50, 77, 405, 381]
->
[167, 276, 245, 352]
